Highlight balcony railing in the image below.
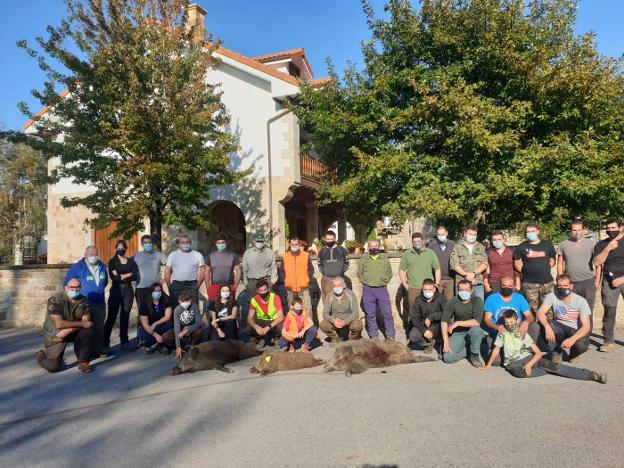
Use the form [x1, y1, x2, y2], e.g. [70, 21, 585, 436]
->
[300, 155, 327, 184]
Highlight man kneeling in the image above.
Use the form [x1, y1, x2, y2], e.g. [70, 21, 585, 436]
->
[36, 278, 96, 373]
[482, 310, 605, 383]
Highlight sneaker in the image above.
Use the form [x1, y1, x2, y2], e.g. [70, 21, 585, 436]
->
[288, 344, 295, 353]
[423, 344, 433, 354]
[469, 353, 484, 368]
[255, 339, 266, 351]
[145, 346, 155, 355]
[121, 342, 137, 352]
[601, 343, 616, 353]
[78, 362, 92, 373]
[36, 350, 45, 362]
[161, 347, 172, 356]
[590, 371, 607, 384]
[301, 344, 311, 353]
[329, 339, 340, 348]
[552, 353, 563, 364]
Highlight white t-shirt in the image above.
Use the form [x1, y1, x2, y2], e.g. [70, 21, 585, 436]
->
[166, 250, 204, 282]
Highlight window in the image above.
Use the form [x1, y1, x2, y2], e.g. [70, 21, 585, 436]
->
[288, 62, 301, 78]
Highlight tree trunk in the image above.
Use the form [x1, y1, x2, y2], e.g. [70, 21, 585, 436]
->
[150, 213, 163, 250]
[13, 236, 24, 266]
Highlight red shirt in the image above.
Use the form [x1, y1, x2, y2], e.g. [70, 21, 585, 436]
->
[485, 247, 518, 285]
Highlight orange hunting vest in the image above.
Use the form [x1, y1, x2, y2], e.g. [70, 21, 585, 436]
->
[283, 250, 310, 292]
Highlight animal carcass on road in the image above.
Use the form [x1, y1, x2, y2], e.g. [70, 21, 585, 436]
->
[250, 351, 324, 375]
[171, 340, 262, 375]
[324, 339, 435, 376]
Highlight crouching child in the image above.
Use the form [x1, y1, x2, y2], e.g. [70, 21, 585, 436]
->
[481, 309, 606, 384]
[279, 297, 317, 352]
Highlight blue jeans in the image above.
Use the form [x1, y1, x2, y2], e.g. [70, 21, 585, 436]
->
[138, 322, 174, 348]
[278, 326, 318, 349]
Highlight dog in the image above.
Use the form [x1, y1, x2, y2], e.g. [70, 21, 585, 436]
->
[170, 339, 262, 375]
[250, 351, 324, 375]
[324, 339, 435, 376]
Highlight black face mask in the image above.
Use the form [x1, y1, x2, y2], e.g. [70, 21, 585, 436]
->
[607, 230, 620, 240]
[369, 248, 379, 255]
[117, 249, 127, 256]
[557, 287, 571, 298]
[325, 241, 335, 247]
[260, 292, 270, 300]
[500, 287, 513, 298]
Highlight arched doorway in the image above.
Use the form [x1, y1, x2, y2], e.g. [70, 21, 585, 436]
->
[206, 201, 246, 254]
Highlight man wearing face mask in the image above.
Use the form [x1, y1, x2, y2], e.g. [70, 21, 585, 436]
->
[427, 225, 455, 299]
[320, 276, 363, 344]
[450, 225, 488, 300]
[409, 279, 446, 354]
[593, 217, 624, 352]
[247, 279, 284, 348]
[278, 236, 314, 312]
[36, 278, 96, 373]
[557, 219, 599, 316]
[64, 245, 108, 357]
[242, 232, 278, 301]
[441, 280, 486, 367]
[164, 235, 205, 307]
[133, 234, 167, 310]
[536, 274, 591, 362]
[317, 230, 350, 302]
[484, 231, 520, 294]
[513, 223, 556, 313]
[204, 234, 241, 302]
[483, 275, 537, 364]
[399, 233, 441, 325]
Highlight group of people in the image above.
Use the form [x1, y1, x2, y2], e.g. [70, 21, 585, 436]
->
[36, 218, 620, 384]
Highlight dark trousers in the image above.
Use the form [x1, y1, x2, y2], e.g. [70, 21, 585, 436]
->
[207, 319, 239, 340]
[90, 304, 106, 356]
[169, 280, 199, 308]
[135, 287, 151, 310]
[507, 355, 592, 380]
[573, 279, 596, 320]
[601, 279, 624, 343]
[37, 328, 95, 373]
[439, 277, 455, 300]
[278, 326, 318, 349]
[162, 327, 204, 349]
[105, 282, 135, 346]
[248, 317, 282, 343]
[408, 323, 441, 344]
[541, 320, 589, 359]
[137, 322, 174, 348]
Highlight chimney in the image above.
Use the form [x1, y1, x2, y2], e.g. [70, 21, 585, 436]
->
[186, 3, 207, 42]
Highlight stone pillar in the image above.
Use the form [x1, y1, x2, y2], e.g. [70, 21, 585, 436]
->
[337, 209, 347, 244]
[273, 202, 286, 253]
[305, 202, 319, 245]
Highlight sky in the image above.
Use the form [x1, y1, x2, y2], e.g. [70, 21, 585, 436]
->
[1, 0, 623, 131]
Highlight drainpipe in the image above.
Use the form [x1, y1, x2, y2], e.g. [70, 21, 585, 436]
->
[266, 107, 293, 246]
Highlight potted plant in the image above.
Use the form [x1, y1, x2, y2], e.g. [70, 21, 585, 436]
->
[344, 240, 357, 254]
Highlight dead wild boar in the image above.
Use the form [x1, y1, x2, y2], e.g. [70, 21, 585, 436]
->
[171, 339, 262, 375]
[324, 339, 435, 376]
[250, 351, 324, 375]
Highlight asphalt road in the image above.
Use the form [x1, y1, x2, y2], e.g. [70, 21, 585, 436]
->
[1, 328, 623, 468]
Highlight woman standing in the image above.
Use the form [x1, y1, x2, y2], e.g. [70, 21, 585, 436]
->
[138, 283, 174, 355]
[208, 284, 239, 340]
[104, 240, 139, 351]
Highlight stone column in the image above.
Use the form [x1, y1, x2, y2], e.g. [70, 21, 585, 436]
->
[305, 202, 319, 245]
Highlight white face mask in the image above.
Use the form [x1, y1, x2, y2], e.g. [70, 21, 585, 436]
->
[87, 255, 99, 265]
[220, 291, 231, 299]
[179, 301, 192, 309]
[290, 246, 300, 253]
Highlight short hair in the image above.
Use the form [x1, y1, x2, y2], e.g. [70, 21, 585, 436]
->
[556, 273, 572, 283]
[256, 279, 270, 290]
[178, 291, 193, 302]
[85, 245, 97, 254]
[115, 239, 128, 249]
[465, 224, 478, 232]
[457, 279, 473, 289]
[436, 225, 447, 232]
[149, 282, 162, 292]
[141, 234, 152, 243]
[332, 276, 346, 286]
[491, 230, 504, 238]
[324, 230, 336, 238]
[570, 218, 584, 228]
[215, 233, 227, 242]
[605, 217, 622, 227]
[499, 275, 514, 285]
[502, 309, 518, 320]
[66, 277, 81, 287]
[421, 278, 435, 287]
[289, 236, 300, 243]
[179, 235, 192, 243]
[411, 232, 423, 240]
[526, 223, 539, 230]
[291, 296, 303, 306]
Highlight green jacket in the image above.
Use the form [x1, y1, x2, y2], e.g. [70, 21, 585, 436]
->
[357, 253, 393, 287]
[450, 242, 488, 284]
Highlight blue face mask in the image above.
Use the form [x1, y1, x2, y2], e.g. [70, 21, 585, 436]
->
[527, 232, 538, 242]
[151, 291, 162, 300]
[466, 235, 477, 243]
[458, 290, 471, 301]
[333, 287, 344, 295]
[143, 243, 153, 252]
[180, 244, 191, 252]
[437, 235, 446, 243]
[67, 290, 80, 300]
[87, 255, 99, 265]
[216, 243, 227, 252]
[423, 290, 434, 299]
[255, 242, 265, 250]
[413, 242, 422, 250]
[492, 240, 504, 250]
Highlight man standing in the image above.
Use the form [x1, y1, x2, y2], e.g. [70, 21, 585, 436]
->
[164, 235, 205, 306]
[441, 280, 486, 367]
[484, 231, 519, 294]
[557, 219, 598, 317]
[513, 223, 556, 313]
[317, 230, 350, 301]
[320, 276, 363, 344]
[64, 245, 108, 356]
[427, 225, 455, 299]
[241, 232, 278, 300]
[399, 233, 441, 323]
[409, 279, 447, 353]
[133, 234, 166, 309]
[593, 217, 624, 352]
[450, 225, 488, 300]
[536, 274, 591, 361]
[36, 278, 96, 373]
[358, 239, 396, 340]
[205, 234, 241, 301]
[279, 236, 314, 311]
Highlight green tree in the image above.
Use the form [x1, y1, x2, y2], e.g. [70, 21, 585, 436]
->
[295, 0, 624, 238]
[9, 0, 240, 246]
[0, 141, 47, 265]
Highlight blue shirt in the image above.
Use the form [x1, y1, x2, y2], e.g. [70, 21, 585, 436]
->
[63, 258, 109, 306]
[483, 292, 530, 337]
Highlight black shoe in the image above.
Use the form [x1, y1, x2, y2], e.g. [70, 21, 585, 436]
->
[121, 342, 137, 352]
[161, 347, 172, 356]
[145, 346, 156, 355]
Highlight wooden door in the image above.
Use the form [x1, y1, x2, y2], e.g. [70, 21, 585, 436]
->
[94, 223, 139, 264]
